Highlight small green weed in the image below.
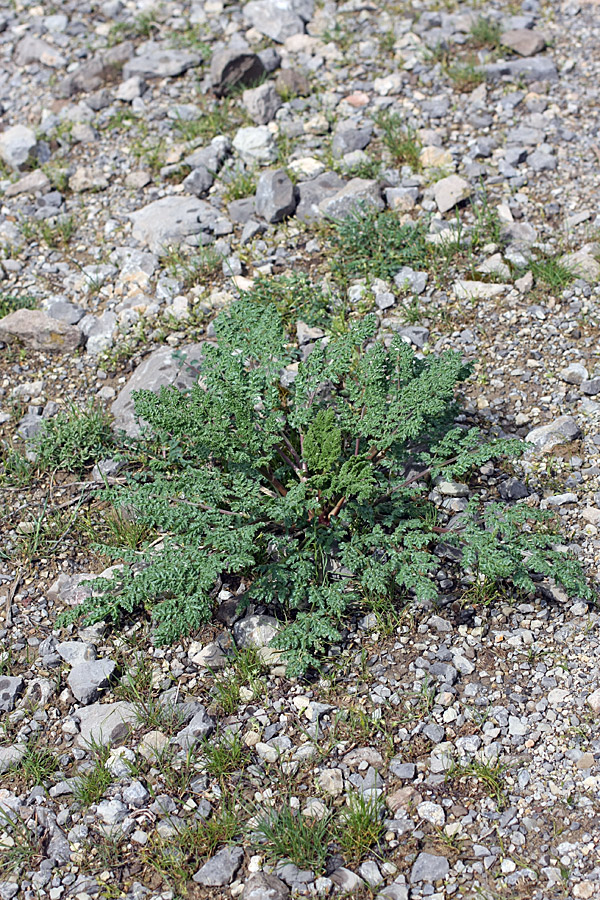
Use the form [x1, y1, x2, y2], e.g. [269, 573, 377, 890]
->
[72, 740, 111, 807]
[469, 16, 501, 49]
[335, 791, 383, 861]
[116, 656, 187, 734]
[254, 802, 332, 872]
[163, 244, 224, 288]
[220, 165, 258, 202]
[213, 648, 265, 714]
[529, 256, 576, 290]
[0, 807, 44, 875]
[375, 111, 422, 170]
[12, 738, 59, 787]
[33, 403, 114, 475]
[447, 757, 509, 809]
[331, 207, 430, 280]
[447, 62, 485, 92]
[202, 731, 249, 780]
[0, 293, 37, 319]
[244, 272, 333, 330]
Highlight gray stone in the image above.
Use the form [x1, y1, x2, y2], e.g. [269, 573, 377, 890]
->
[559, 362, 588, 385]
[244, 0, 311, 43]
[255, 168, 297, 222]
[96, 799, 128, 825]
[211, 48, 266, 97]
[377, 885, 409, 900]
[233, 126, 278, 165]
[234, 614, 281, 650]
[242, 873, 290, 900]
[123, 43, 201, 79]
[243, 82, 282, 125]
[193, 846, 244, 886]
[319, 178, 384, 219]
[0, 677, 24, 713]
[484, 56, 558, 83]
[0, 881, 20, 899]
[81, 311, 118, 356]
[183, 167, 215, 197]
[174, 706, 214, 748]
[526, 415, 581, 452]
[4, 169, 51, 197]
[47, 572, 95, 607]
[228, 197, 256, 223]
[433, 174, 471, 213]
[0, 744, 26, 774]
[359, 861, 383, 888]
[330, 868, 365, 892]
[582, 378, 600, 396]
[67, 660, 116, 705]
[423, 722, 446, 742]
[46, 300, 85, 325]
[0, 308, 82, 352]
[123, 780, 150, 808]
[528, 147, 556, 171]
[56, 641, 97, 664]
[394, 267, 428, 294]
[57, 42, 134, 97]
[129, 196, 213, 254]
[388, 759, 416, 780]
[296, 171, 345, 222]
[0, 125, 38, 171]
[410, 852, 450, 883]
[332, 120, 373, 158]
[75, 701, 137, 747]
[111, 342, 205, 437]
[501, 28, 546, 56]
[184, 136, 232, 172]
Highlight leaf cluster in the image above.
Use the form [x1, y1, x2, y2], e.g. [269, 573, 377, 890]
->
[65, 299, 592, 673]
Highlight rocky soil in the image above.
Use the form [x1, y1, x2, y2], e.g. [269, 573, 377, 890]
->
[1, 0, 600, 899]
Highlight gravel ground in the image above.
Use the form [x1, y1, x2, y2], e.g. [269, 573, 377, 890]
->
[1, 1, 600, 898]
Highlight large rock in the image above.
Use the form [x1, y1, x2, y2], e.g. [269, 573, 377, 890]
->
[111, 342, 206, 437]
[0, 309, 82, 352]
[210, 48, 266, 97]
[233, 614, 282, 664]
[56, 42, 133, 97]
[4, 169, 51, 197]
[67, 660, 116, 705]
[319, 178, 384, 219]
[332, 119, 373, 158]
[174, 706, 214, 748]
[560, 246, 600, 282]
[75, 701, 137, 747]
[0, 744, 26, 774]
[410, 852, 449, 883]
[123, 43, 202, 79]
[129, 196, 213, 254]
[243, 0, 313, 42]
[0, 677, 24, 713]
[296, 171, 345, 222]
[526, 416, 581, 453]
[193, 846, 244, 886]
[501, 28, 546, 57]
[433, 174, 471, 213]
[243, 82, 282, 125]
[14, 35, 66, 68]
[0, 125, 38, 170]
[484, 56, 558, 82]
[233, 126, 278, 165]
[255, 169, 297, 222]
[242, 873, 290, 900]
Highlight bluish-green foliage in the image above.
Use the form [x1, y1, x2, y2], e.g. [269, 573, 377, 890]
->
[64, 299, 592, 674]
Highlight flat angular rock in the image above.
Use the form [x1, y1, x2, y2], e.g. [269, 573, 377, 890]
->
[244, 0, 309, 43]
[410, 852, 449, 883]
[453, 281, 509, 300]
[174, 705, 214, 748]
[0, 744, 26, 774]
[57, 641, 97, 664]
[0, 309, 82, 352]
[332, 120, 373, 158]
[526, 415, 581, 453]
[5, 169, 51, 197]
[211, 48, 266, 97]
[243, 82, 282, 125]
[69, 166, 109, 192]
[123, 43, 202, 79]
[255, 168, 297, 222]
[434, 174, 471, 213]
[0, 677, 24, 713]
[484, 56, 558, 83]
[319, 177, 384, 219]
[501, 28, 546, 57]
[129, 196, 213, 254]
[56, 42, 133, 96]
[111, 342, 205, 437]
[183, 167, 215, 197]
[68, 660, 116, 705]
[233, 126, 278, 165]
[234, 614, 281, 650]
[296, 171, 345, 222]
[242, 873, 290, 900]
[0, 125, 38, 170]
[560, 248, 600, 282]
[193, 846, 244, 885]
[14, 35, 66, 68]
[76, 701, 137, 747]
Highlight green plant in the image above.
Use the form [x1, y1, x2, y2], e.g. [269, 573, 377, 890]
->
[447, 758, 509, 809]
[375, 111, 422, 170]
[529, 256, 576, 290]
[72, 740, 112, 806]
[335, 791, 383, 861]
[0, 807, 44, 875]
[202, 731, 249, 779]
[220, 164, 258, 202]
[0, 292, 37, 319]
[469, 16, 501, 50]
[33, 403, 114, 475]
[163, 244, 224, 287]
[331, 207, 430, 280]
[245, 272, 333, 330]
[254, 802, 332, 872]
[115, 655, 187, 733]
[12, 737, 59, 787]
[447, 62, 485, 92]
[60, 301, 592, 674]
[0, 445, 35, 487]
[213, 647, 265, 713]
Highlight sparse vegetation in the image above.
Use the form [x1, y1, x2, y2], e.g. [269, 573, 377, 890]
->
[33, 402, 114, 475]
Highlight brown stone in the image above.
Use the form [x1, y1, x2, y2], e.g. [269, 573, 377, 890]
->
[387, 785, 422, 814]
[0, 309, 82, 352]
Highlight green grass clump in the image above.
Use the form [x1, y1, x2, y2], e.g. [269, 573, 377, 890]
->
[33, 402, 114, 475]
[58, 299, 592, 675]
[469, 16, 501, 50]
[375, 111, 422, 170]
[254, 803, 332, 872]
[0, 293, 37, 319]
[529, 256, 576, 290]
[244, 272, 332, 330]
[331, 207, 430, 280]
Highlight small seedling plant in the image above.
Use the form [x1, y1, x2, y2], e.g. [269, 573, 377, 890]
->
[64, 300, 591, 674]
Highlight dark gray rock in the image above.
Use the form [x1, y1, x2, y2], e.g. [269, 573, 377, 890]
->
[243, 82, 282, 125]
[410, 852, 450, 883]
[184, 136, 231, 172]
[67, 660, 116, 705]
[210, 48, 266, 97]
[255, 168, 297, 222]
[296, 171, 345, 222]
[499, 477, 529, 500]
[56, 42, 134, 97]
[183, 167, 215, 197]
[0, 676, 24, 713]
[332, 120, 373, 158]
[526, 415, 581, 452]
[174, 705, 214, 748]
[484, 56, 558, 83]
[582, 378, 600, 396]
[123, 43, 202, 79]
[228, 197, 256, 223]
[319, 178, 384, 219]
[193, 846, 244, 886]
